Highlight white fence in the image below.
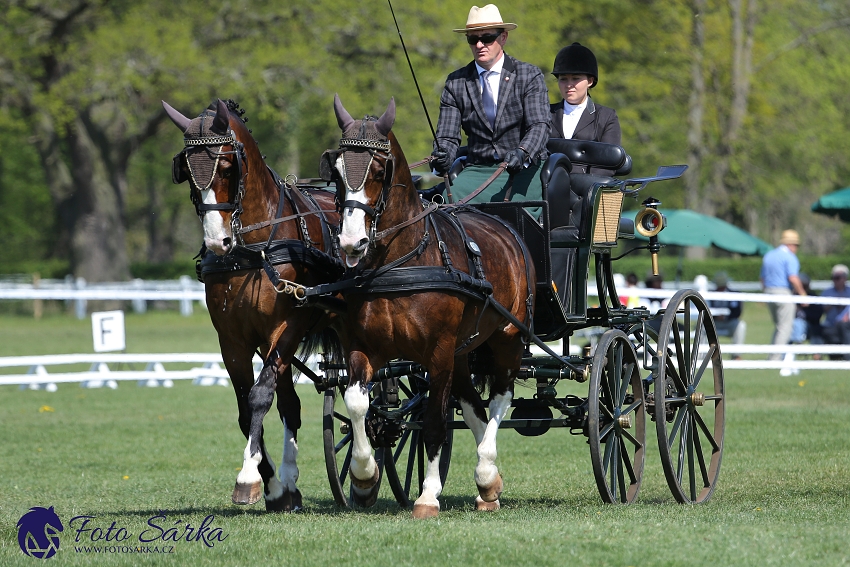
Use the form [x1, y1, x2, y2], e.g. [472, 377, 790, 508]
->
[0, 353, 322, 390]
[3, 275, 850, 390]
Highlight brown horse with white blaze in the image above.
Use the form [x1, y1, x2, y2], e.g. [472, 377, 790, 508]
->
[325, 95, 535, 518]
[163, 98, 343, 512]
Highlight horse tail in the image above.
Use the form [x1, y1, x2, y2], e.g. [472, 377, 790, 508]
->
[296, 327, 344, 385]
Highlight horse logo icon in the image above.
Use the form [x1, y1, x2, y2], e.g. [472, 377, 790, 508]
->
[17, 506, 64, 559]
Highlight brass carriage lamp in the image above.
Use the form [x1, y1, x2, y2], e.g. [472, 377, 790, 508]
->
[634, 197, 666, 276]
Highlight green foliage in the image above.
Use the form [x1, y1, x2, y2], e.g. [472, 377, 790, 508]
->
[2, 0, 850, 278]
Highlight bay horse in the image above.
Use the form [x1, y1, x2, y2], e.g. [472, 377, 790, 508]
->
[162, 98, 343, 511]
[322, 95, 535, 518]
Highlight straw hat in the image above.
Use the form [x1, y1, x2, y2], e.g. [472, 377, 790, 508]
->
[453, 4, 517, 33]
[779, 229, 800, 246]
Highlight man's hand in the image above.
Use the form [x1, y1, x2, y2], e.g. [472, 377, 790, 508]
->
[505, 147, 528, 173]
[430, 149, 451, 174]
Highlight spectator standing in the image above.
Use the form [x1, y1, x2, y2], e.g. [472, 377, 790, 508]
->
[821, 264, 850, 359]
[708, 272, 746, 357]
[760, 230, 807, 361]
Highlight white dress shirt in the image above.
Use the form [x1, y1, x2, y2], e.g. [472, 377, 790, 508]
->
[561, 99, 588, 139]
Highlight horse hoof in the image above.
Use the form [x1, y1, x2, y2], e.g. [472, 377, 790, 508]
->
[476, 474, 503, 503]
[266, 488, 303, 513]
[411, 503, 440, 519]
[232, 481, 262, 505]
[475, 496, 500, 511]
[350, 468, 380, 508]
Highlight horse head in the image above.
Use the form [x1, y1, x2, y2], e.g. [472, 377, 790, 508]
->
[163, 98, 256, 256]
[322, 94, 408, 268]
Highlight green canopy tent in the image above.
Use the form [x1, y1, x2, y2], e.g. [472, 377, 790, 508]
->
[621, 208, 773, 255]
[811, 186, 850, 222]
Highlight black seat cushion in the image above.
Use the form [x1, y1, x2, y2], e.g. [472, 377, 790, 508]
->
[546, 138, 631, 176]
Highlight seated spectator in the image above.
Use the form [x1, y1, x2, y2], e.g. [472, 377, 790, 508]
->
[821, 264, 850, 360]
[619, 272, 641, 308]
[708, 272, 746, 358]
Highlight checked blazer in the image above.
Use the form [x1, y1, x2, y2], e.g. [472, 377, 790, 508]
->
[435, 54, 550, 166]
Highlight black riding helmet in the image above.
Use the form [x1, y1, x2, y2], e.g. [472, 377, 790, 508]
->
[552, 42, 598, 88]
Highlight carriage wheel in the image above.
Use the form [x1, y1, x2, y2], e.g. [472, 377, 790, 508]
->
[322, 384, 386, 507]
[588, 329, 646, 504]
[383, 372, 453, 508]
[654, 289, 725, 503]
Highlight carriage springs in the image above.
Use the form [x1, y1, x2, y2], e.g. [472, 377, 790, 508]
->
[68, 513, 228, 549]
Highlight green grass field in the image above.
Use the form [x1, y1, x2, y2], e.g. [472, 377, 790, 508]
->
[1, 311, 849, 566]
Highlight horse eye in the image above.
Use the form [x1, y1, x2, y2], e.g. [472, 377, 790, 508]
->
[375, 169, 385, 181]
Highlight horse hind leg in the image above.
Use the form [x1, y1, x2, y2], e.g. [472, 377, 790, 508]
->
[453, 362, 505, 511]
[265, 364, 303, 512]
[232, 357, 278, 506]
[412, 372, 452, 519]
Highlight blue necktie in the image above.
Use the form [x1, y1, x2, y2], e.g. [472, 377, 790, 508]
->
[480, 70, 496, 128]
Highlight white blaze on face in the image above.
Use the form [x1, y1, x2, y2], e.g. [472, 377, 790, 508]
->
[334, 155, 371, 268]
[200, 188, 232, 255]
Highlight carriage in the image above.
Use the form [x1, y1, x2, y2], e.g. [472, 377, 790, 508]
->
[165, 97, 724, 516]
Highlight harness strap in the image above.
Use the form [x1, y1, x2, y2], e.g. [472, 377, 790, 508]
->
[450, 162, 508, 206]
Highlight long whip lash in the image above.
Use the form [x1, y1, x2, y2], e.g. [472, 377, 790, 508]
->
[388, 0, 440, 151]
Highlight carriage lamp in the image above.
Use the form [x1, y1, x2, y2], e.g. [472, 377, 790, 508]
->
[634, 198, 666, 276]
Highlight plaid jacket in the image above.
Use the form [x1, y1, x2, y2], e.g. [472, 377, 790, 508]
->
[435, 54, 550, 166]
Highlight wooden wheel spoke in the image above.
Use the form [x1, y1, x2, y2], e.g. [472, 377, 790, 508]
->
[404, 431, 419, 495]
[687, 414, 697, 500]
[683, 301, 692, 371]
[692, 344, 716, 390]
[333, 411, 351, 425]
[665, 355, 688, 394]
[397, 380, 414, 398]
[616, 442, 628, 502]
[602, 367, 615, 410]
[671, 317, 688, 384]
[692, 420, 711, 488]
[334, 431, 352, 455]
[621, 398, 643, 418]
[609, 437, 620, 500]
[620, 427, 643, 451]
[618, 436, 637, 484]
[599, 421, 615, 440]
[339, 446, 352, 485]
[667, 405, 687, 449]
[693, 408, 720, 452]
[619, 362, 635, 406]
[676, 415, 690, 483]
[603, 430, 616, 473]
[392, 428, 413, 462]
[690, 310, 706, 378]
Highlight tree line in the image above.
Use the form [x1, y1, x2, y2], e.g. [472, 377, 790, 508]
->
[1, 0, 849, 281]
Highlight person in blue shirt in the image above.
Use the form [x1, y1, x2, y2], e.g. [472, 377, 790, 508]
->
[760, 230, 808, 361]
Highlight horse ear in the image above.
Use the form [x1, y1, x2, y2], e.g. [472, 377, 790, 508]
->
[212, 99, 230, 134]
[333, 94, 355, 132]
[375, 97, 395, 137]
[162, 100, 191, 133]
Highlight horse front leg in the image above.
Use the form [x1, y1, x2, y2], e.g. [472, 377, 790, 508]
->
[412, 364, 453, 519]
[344, 350, 380, 507]
[231, 351, 278, 506]
[265, 363, 303, 512]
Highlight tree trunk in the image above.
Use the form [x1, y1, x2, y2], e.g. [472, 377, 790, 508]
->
[685, 0, 707, 212]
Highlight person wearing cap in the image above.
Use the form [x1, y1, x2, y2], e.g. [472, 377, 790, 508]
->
[430, 4, 550, 213]
[549, 42, 621, 175]
[707, 272, 746, 355]
[760, 229, 807, 361]
[820, 264, 850, 358]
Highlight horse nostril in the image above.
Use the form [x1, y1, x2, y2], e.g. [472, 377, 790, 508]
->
[356, 238, 368, 251]
[222, 237, 232, 248]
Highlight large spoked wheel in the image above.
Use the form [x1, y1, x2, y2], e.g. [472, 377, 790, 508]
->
[383, 372, 453, 508]
[654, 289, 725, 503]
[588, 329, 646, 504]
[322, 383, 386, 507]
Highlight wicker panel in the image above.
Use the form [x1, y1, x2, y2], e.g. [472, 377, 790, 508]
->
[592, 189, 624, 246]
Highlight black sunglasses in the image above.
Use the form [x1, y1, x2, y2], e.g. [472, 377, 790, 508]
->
[466, 32, 501, 45]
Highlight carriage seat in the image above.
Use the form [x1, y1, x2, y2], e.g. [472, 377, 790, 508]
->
[541, 139, 633, 245]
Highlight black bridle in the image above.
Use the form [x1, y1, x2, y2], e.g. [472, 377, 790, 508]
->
[321, 130, 397, 246]
[172, 121, 250, 244]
